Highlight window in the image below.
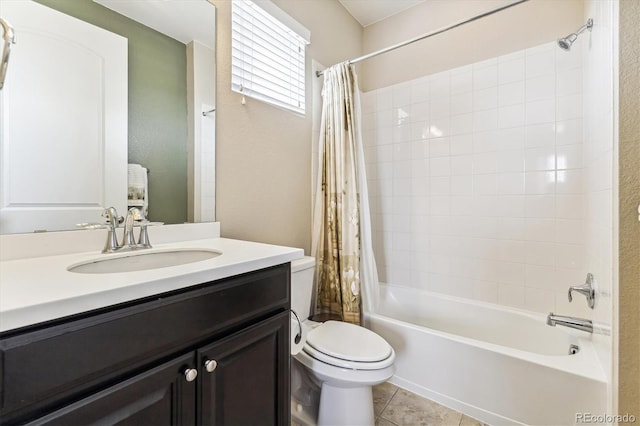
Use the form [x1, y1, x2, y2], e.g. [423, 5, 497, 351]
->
[231, 0, 309, 114]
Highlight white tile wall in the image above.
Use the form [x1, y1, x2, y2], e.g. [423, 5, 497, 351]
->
[362, 41, 590, 316]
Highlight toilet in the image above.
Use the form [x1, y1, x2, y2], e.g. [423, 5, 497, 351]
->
[290, 256, 395, 426]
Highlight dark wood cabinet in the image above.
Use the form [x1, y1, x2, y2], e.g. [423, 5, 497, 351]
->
[25, 353, 197, 426]
[0, 263, 291, 426]
[198, 312, 289, 426]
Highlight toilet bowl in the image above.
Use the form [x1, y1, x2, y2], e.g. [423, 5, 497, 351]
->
[291, 256, 395, 426]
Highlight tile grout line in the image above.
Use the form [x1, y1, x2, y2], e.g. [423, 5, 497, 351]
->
[379, 385, 475, 426]
[378, 386, 400, 425]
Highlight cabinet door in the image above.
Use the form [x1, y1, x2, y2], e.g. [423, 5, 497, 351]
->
[198, 311, 290, 426]
[26, 353, 196, 426]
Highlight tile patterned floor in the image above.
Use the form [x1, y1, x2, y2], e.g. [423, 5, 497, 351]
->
[373, 382, 487, 426]
[293, 381, 488, 426]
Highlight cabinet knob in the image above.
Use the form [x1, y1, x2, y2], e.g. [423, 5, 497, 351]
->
[184, 368, 198, 382]
[204, 359, 218, 373]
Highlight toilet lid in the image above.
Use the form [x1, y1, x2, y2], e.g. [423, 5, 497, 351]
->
[305, 321, 392, 363]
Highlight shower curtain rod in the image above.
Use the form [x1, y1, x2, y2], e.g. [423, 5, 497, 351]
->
[316, 0, 529, 77]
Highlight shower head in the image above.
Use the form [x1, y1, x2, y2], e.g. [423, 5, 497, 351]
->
[558, 34, 577, 50]
[558, 18, 593, 50]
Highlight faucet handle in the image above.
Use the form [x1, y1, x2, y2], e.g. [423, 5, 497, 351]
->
[137, 220, 152, 248]
[568, 273, 595, 309]
[101, 207, 123, 228]
[122, 208, 141, 247]
[127, 207, 144, 221]
[124, 208, 153, 248]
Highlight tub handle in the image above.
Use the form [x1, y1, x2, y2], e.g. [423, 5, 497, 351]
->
[568, 273, 595, 309]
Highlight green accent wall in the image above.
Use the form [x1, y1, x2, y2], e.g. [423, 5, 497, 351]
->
[35, 0, 188, 224]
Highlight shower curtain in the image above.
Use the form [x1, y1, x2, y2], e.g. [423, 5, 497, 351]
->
[311, 62, 379, 325]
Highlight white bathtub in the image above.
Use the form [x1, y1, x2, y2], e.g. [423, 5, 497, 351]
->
[364, 284, 607, 426]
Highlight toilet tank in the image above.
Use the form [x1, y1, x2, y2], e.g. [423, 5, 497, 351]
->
[291, 256, 316, 322]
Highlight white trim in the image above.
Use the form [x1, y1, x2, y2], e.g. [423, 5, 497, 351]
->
[252, 0, 310, 43]
[610, 0, 620, 417]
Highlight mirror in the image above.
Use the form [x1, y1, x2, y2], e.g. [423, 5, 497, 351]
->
[0, 0, 216, 234]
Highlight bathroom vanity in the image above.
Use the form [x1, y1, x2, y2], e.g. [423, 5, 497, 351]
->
[0, 224, 303, 425]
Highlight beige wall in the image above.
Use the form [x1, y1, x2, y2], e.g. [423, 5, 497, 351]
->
[212, 0, 638, 413]
[360, 0, 583, 91]
[212, 0, 362, 252]
[618, 0, 640, 417]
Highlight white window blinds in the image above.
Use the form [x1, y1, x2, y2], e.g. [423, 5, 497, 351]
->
[231, 0, 309, 115]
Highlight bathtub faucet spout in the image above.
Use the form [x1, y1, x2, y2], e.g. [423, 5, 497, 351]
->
[546, 313, 593, 333]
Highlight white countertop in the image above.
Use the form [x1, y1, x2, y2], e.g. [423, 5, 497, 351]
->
[0, 237, 304, 332]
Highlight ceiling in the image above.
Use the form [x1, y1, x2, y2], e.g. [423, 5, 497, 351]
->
[338, 0, 426, 27]
[93, 0, 216, 48]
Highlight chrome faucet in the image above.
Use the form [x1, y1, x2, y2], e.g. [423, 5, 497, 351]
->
[102, 207, 123, 253]
[546, 313, 593, 333]
[568, 273, 596, 309]
[101, 207, 152, 253]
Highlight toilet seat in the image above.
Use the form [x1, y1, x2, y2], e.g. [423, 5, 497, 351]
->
[303, 321, 395, 370]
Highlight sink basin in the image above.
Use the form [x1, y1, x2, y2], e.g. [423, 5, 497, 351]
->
[68, 249, 222, 274]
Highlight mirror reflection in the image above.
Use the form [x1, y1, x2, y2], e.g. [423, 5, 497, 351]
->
[0, 0, 216, 234]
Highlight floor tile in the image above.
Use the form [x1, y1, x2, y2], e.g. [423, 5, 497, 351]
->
[376, 416, 400, 426]
[459, 414, 488, 426]
[380, 389, 463, 426]
[293, 382, 477, 426]
[373, 381, 399, 415]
